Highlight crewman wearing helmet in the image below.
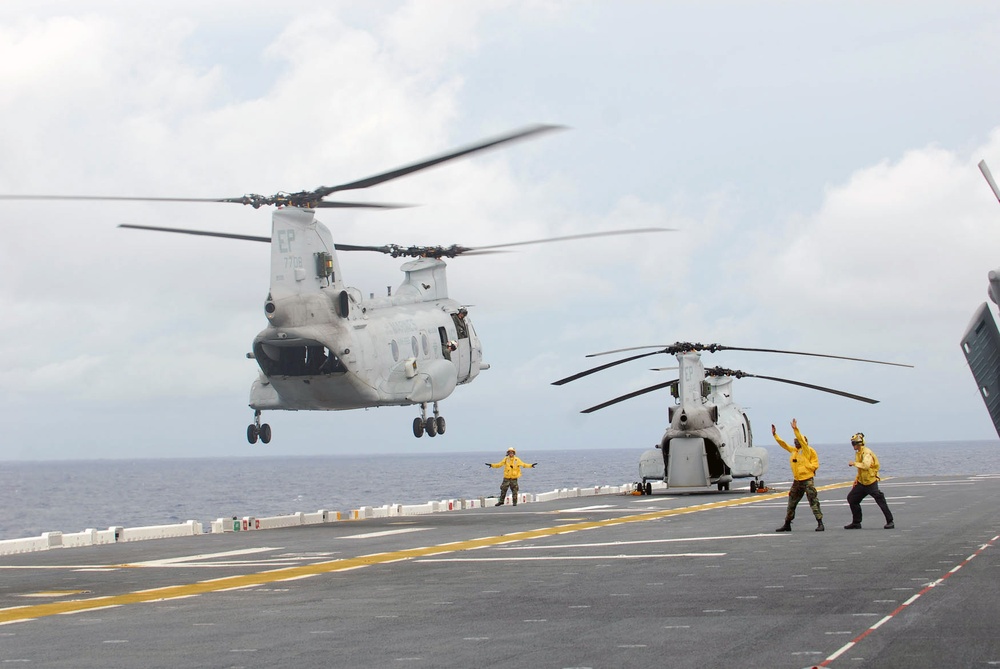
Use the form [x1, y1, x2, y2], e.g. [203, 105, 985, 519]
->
[772, 418, 824, 532]
[486, 448, 537, 506]
[844, 432, 895, 529]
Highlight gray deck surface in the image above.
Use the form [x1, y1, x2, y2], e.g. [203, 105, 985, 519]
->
[1, 475, 997, 669]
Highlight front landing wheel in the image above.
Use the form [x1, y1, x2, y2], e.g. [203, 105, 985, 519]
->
[412, 417, 425, 438]
[247, 424, 259, 444]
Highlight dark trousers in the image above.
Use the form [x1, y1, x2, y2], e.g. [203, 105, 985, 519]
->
[500, 477, 519, 504]
[847, 482, 893, 525]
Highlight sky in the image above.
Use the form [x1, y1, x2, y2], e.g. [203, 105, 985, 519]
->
[2, 1, 1000, 461]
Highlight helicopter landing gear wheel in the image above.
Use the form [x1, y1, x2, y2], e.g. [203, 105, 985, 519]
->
[424, 416, 438, 437]
[750, 480, 757, 493]
[435, 416, 446, 435]
[644, 481, 652, 496]
[248, 410, 269, 445]
[413, 417, 425, 438]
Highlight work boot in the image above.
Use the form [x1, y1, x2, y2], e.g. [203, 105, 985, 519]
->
[844, 523, 862, 529]
[775, 521, 792, 532]
[494, 501, 504, 506]
[512, 501, 517, 506]
[816, 520, 825, 532]
[884, 521, 895, 529]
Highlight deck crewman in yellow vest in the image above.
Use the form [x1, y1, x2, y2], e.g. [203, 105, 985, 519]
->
[844, 432, 895, 529]
[773, 418, 824, 532]
[487, 448, 536, 506]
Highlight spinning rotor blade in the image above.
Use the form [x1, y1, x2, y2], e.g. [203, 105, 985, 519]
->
[458, 228, 674, 255]
[705, 367, 879, 404]
[0, 193, 405, 209]
[119, 224, 270, 243]
[0, 124, 562, 209]
[312, 124, 564, 198]
[581, 380, 679, 414]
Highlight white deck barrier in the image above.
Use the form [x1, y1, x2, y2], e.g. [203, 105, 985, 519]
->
[0, 484, 633, 555]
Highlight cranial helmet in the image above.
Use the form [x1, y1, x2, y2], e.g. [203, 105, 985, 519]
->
[507, 448, 516, 454]
[850, 432, 865, 446]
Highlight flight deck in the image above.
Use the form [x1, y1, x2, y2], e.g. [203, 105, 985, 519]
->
[0, 475, 997, 669]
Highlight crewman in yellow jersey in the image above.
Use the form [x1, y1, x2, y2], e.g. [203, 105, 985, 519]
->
[844, 432, 894, 529]
[487, 448, 537, 506]
[773, 418, 824, 532]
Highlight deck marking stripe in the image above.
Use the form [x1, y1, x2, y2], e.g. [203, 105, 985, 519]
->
[816, 532, 999, 667]
[0, 486, 833, 625]
[415, 553, 725, 562]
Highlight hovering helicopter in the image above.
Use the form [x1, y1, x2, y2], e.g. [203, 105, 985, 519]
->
[553, 342, 912, 493]
[960, 159, 1000, 439]
[1, 125, 669, 443]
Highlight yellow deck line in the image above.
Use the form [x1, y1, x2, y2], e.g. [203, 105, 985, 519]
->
[0, 480, 855, 624]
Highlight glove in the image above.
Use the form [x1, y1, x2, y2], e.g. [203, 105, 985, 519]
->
[485, 463, 491, 467]
[532, 462, 538, 467]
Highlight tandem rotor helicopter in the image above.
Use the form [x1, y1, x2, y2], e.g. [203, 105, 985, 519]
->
[1, 125, 669, 443]
[554, 342, 912, 493]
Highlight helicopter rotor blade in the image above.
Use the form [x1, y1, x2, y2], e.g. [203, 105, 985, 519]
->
[118, 224, 270, 243]
[552, 350, 666, 386]
[705, 367, 879, 404]
[979, 159, 1000, 204]
[581, 380, 679, 414]
[312, 124, 565, 198]
[584, 341, 912, 368]
[458, 228, 674, 254]
[714, 345, 913, 368]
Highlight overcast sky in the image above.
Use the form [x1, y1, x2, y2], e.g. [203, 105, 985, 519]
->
[2, 1, 1000, 461]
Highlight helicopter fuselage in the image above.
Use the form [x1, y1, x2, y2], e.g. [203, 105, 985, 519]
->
[640, 351, 768, 491]
[244, 207, 482, 437]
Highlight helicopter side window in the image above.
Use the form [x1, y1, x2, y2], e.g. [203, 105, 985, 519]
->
[390, 340, 400, 362]
[411, 336, 419, 358]
[421, 333, 430, 356]
[451, 311, 469, 339]
[438, 327, 451, 361]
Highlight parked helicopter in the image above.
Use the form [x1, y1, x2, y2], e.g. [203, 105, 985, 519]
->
[0, 125, 669, 443]
[553, 342, 911, 493]
[960, 159, 1000, 439]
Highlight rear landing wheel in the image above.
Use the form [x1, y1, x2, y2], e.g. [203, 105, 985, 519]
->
[425, 416, 438, 437]
[247, 424, 259, 444]
[413, 417, 425, 438]
[750, 480, 758, 493]
[259, 424, 271, 444]
[435, 416, 446, 435]
[644, 482, 652, 496]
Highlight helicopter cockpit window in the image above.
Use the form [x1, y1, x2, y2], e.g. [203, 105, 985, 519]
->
[391, 340, 400, 362]
[253, 343, 347, 377]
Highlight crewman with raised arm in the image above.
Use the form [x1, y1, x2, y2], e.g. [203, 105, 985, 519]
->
[773, 418, 824, 532]
[486, 447, 536, 506]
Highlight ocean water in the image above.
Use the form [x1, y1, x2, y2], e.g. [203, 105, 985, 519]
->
[1, 440, 997, 541]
